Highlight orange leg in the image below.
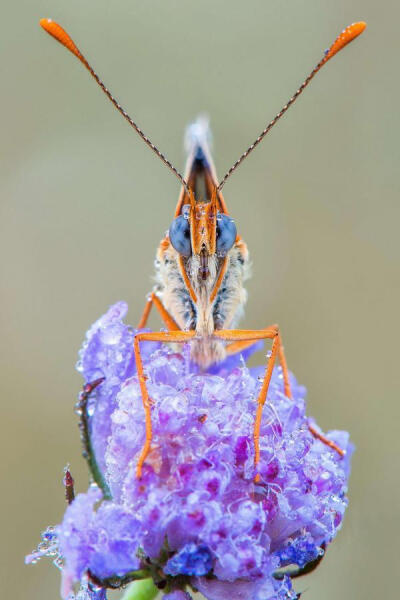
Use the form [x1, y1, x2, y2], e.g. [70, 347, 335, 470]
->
[308, 423, 345, 456]
[134, 329, 196, 478]
[214, 326, 280, 479]
[137, 292, 180, 331]
[214, 326, 343, 479]
[225, 330, 291, 398]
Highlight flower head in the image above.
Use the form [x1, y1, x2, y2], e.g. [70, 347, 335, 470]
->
[27, 302, 353, 600]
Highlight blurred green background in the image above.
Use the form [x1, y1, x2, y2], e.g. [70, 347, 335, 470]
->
[1, 1, 399, 599]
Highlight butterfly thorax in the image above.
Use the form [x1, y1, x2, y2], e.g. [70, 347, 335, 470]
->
[154, 234, 250, 368]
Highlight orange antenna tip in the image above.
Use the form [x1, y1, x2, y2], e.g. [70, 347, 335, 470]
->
[39, 16, 188, 188]
[325, 21, 366, 60]
[39, 17, 82, 60]
[217, 21, 366, 189]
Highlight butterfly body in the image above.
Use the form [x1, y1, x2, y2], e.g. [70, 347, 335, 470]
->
[153, 119, 250, 368]
[154, 227, 250, 368]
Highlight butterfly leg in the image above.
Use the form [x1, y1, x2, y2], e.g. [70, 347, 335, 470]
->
[214, 326, 280, 478]
[137, 291, 180, 330]
[134, 329, 196, 478]
[225, 329, 291, 397]
[214, 326, 343, 480]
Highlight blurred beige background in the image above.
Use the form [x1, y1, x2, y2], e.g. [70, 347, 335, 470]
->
[1, 1, 399, 599]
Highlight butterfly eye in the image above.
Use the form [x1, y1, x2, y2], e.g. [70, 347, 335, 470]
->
[216, 214, 237, 256]
[169, 216, 192, 257]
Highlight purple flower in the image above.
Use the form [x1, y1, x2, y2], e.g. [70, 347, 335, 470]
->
[275, 534, 322, 569]
[57, 485, 141, 582]
[165, 543, 213, 577]
[67, 577, 107, 600]
[27, 303, 353, 600]
[164, 592, 193, 600]
[194, 575, 297, 600]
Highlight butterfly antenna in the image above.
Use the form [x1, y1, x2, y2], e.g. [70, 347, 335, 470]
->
[217, 22, 366, 190]
[40, 18, 189, 191]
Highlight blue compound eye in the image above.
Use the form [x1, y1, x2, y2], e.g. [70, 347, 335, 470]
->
[216, 214, 237, 256]
[169, 215, 192, 257]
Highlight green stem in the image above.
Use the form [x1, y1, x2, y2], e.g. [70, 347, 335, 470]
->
[120, 578, 159, 600]
[77, 378, 112, 500]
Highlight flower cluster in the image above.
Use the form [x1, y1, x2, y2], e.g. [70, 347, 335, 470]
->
[27, 302, 353, 600]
